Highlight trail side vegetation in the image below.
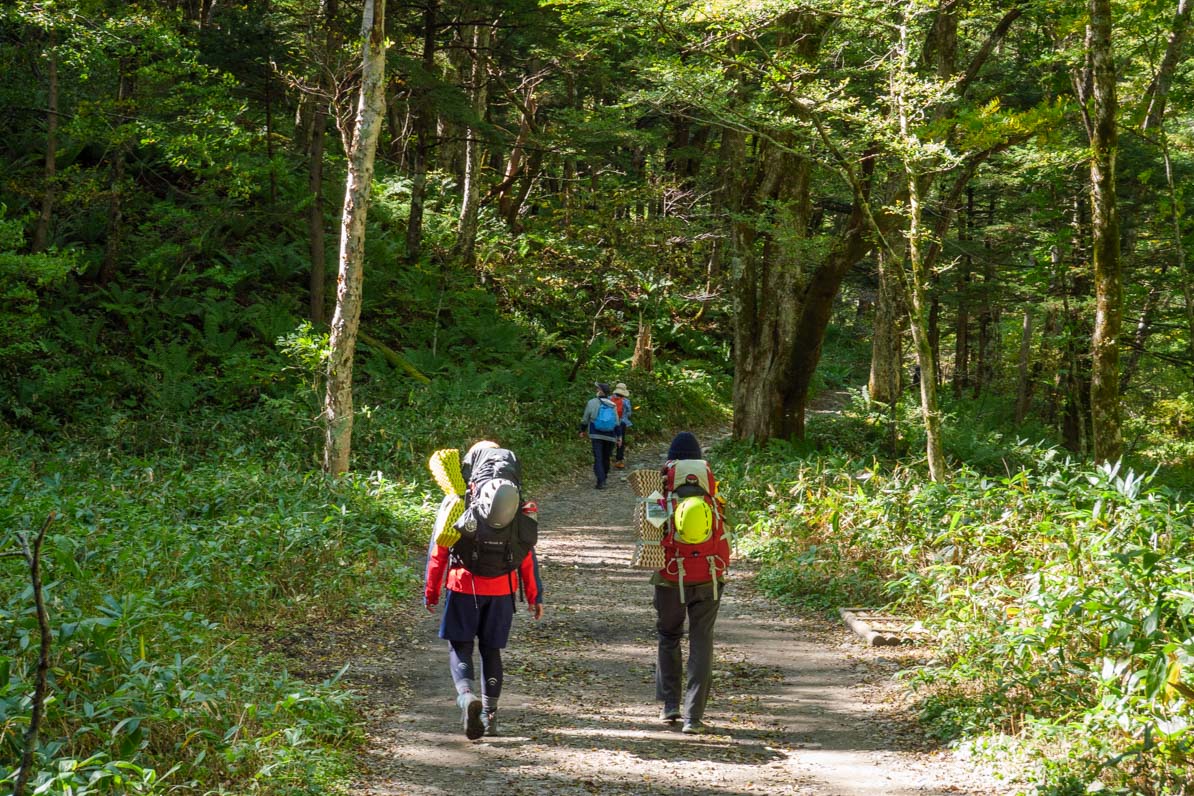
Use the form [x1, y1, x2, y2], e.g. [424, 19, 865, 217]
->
[1, 0, 1193, 792]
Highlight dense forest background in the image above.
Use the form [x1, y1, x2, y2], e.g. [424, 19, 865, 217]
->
[3, 0, 1194, 793]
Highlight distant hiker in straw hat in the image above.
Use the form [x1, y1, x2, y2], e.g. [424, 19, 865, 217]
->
[579, 382, 619, 489]
[611, 383, 633, 469]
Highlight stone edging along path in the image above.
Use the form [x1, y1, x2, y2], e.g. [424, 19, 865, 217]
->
[294, 435, 1016, 795]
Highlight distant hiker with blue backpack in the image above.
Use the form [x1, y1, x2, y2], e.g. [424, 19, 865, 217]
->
[425, 441, 545, 740]
[579, 382, 619, 489]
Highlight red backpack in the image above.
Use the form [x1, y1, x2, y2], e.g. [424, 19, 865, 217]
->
[611, 395, 627, 421]
[659, 459, 731, 602]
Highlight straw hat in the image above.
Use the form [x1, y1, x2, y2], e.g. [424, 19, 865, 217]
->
[613, 383, 630, 397]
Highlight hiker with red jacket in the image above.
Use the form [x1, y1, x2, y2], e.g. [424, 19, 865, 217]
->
[579, 382, 620, 489]
[425, 442, 544, 740]
[611, 382, 633, 470]
[652, 431, 730, 735]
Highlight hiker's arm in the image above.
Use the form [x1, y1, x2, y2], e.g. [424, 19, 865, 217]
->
[578, 399, 595, 435]
[521, 548, 544, 609]
[424, 542, 449, 609]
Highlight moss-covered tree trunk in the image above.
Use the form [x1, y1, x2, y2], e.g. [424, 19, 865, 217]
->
[323, 0, 387, 475]
[1079, 0, 1123, 464]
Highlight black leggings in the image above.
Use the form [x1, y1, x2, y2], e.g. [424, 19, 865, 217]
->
[449, 639, 503, 700]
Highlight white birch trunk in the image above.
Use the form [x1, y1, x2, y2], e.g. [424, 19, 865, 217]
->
[323, 0, 387, 475]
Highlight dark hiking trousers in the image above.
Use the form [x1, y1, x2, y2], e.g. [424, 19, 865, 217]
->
[591, 438, 614, 485]
[654, 581, 722, 721]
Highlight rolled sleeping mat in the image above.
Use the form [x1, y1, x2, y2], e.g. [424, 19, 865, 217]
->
[432, 494, 466, 547]
[429, 448, 466, 497]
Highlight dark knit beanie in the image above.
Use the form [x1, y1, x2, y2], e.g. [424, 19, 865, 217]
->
[667, 431, 703, 461]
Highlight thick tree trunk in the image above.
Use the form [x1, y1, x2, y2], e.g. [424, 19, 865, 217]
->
[32, 29, 58, 254]
[868, 247, 904, 405]
[1082, 0, 1123, 463]
[784, 168, 874, 435]
[731, 144, 813, 442]
[405, 0, 437, 262]
[454, 14, 491, 266]
[323, 0, 387, 475]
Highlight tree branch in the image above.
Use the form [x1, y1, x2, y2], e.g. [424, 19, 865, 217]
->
[13, 512, 55, 796]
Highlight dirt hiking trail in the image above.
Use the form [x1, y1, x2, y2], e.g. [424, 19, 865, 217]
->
[331, 436, 1014, 796]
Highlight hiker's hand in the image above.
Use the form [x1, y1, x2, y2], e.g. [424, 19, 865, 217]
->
[532, 603, 544, 620]
[578, 432, 586, 439]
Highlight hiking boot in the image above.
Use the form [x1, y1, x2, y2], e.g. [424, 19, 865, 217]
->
[659, 705, 680, 723]
[457, 692, 484, 740]
[681, 718, 709, 735]
[483, 710, 498, 737]
[596, 481, 606, 490]
[614, 461, 626, 469]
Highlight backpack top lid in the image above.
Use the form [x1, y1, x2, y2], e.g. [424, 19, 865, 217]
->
[467, 446, 521, 489]
[475, 478, 520, 529]
[673, 495, 713, 544]
[667, 458, 715, 497]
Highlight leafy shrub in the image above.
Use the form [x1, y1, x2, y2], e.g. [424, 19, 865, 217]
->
[719, 432, 1194, 794]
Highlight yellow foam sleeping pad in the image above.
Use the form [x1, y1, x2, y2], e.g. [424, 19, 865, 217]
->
[433, 495, 465, 547]
[429, 448, 467, 497]
[428, 448, 467, 547]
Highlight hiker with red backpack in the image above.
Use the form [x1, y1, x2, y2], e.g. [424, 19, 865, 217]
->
[579, 382, 620, 489]
[425, 441, 544, 740]
[611, 383, 633, 470]
[652, 431, 730, 735]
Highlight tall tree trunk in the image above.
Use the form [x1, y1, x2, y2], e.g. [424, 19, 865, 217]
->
[308, 106, 328, 324]
[1141, 0, 1191, 135]
[953, 187, 973, 396]
[323, 0, 387, 475]
[1014, 307, 1034, 423]
[1126, 0, 1192, 384]
[454, 13, 491, 266]
[264, 0, 277, 204]
[868, 246, 904, 405]
[32, 29, 58, 254]
[405, 0, 438, 262]
[904, 177, 946, 483]
[307, 0, 339, 323]
[896, 12, 945, 482]
[100, 59, 134, 284]
[1079, 0, 1123, 463]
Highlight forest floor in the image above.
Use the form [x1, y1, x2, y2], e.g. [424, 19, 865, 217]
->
[283, 427, 1020, 796]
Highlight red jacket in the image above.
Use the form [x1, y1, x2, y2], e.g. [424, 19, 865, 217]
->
[425, 543, 542, 606]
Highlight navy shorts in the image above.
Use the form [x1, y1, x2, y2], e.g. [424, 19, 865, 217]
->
[439, 590, 515, 648]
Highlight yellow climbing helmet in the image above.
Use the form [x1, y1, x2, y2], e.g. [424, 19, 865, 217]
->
[673, 496, 713, 545]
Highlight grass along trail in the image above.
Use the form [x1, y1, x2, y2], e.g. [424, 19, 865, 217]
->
[334, 437, 1013, 795]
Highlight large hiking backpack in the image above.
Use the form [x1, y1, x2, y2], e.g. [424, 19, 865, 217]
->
[592, 398, 619, 433]
[451, 447, 538, 579]
[659, 459, 730, 602]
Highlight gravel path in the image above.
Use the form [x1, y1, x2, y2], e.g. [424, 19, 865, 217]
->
[336, 437, 1014, 796]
